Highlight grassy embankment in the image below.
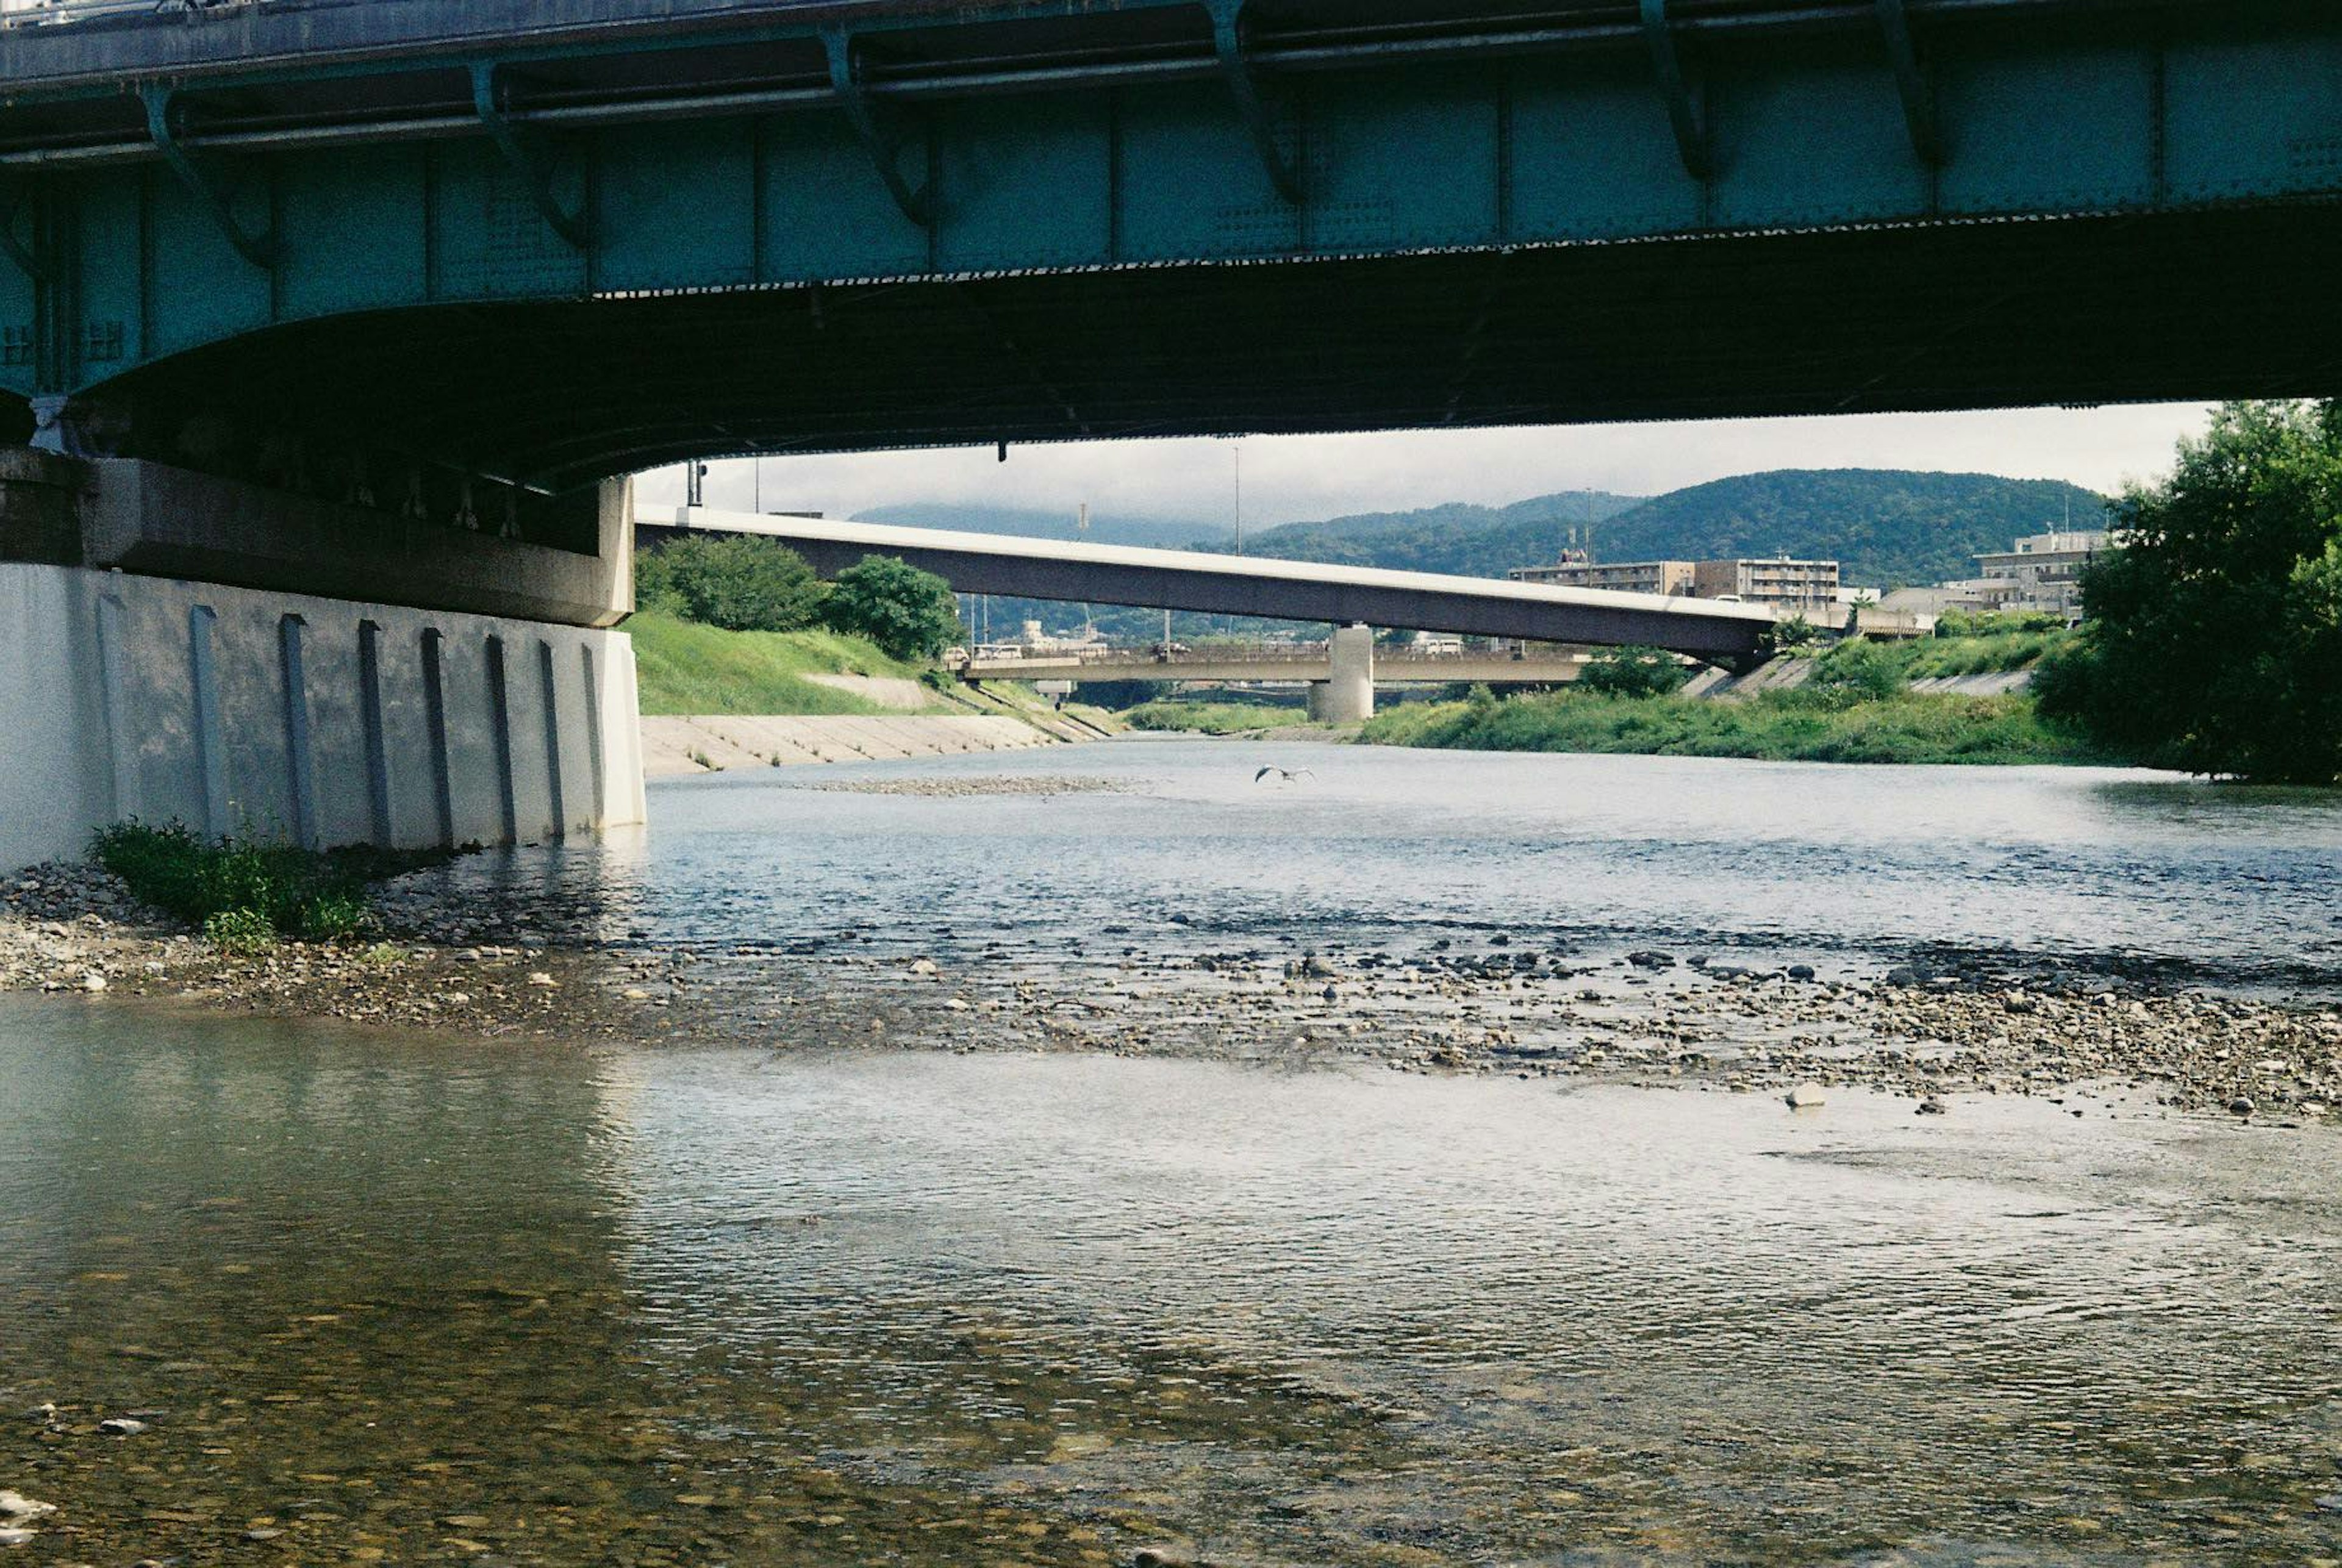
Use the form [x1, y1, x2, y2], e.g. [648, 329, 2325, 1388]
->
[1358, 624, 2104, 765]
[1125, 625, 2115, 765]
[629, 612, 953, 717]
[1356, 688, 2107, 765]
[630, 612, 1125, 732]
[1122, 699, 1312, 736]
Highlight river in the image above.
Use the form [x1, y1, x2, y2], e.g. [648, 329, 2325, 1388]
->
[3, 742, 2340, 1564]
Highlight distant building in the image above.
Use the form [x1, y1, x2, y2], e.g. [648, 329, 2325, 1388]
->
[1509, 554, 1838, 617]
[1971, 529, 2118, 620]
[1508, 559, 1696, 596]
[1691, 557, 1840, 618]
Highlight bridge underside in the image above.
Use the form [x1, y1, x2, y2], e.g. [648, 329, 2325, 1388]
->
[24, 202, 2342, 494]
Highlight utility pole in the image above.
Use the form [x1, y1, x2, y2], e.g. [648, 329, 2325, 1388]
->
[1233, 440, 1243, 556]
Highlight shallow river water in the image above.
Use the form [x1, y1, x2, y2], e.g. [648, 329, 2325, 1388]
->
[442, 740, 2342, 993]
[4, 743, 2341, 1565]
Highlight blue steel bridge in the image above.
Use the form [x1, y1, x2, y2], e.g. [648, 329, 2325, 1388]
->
[1, 0, 2340, 526]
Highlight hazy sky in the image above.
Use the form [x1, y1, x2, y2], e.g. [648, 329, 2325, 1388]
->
[634, 401, 2213, 529]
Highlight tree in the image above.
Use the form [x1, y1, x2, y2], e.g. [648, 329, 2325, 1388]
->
[820, 555, 964, 662]
[2034, 400, 2342, 782]
[1577, 645, 1691, 698]
[635, 536, 828, 632]
[1759, 614, 1820, 655]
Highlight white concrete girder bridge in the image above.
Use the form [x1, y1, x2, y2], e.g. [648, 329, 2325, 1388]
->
[659, 507, 1778, 720]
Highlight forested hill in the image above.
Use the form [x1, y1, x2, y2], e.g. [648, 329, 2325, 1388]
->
[1227, 470, 2108, 588]
[1230, 490, 1639, 571]
[1592, 470, 2111, 587]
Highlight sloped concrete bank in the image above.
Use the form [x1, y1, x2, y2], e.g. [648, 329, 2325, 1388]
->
[640, 713, 1060, 775]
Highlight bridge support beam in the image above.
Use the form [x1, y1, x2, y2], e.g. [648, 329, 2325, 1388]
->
[1305, 623, 1375, 725]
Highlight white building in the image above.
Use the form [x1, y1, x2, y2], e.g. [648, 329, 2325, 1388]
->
[1971, 529, 2121, 620]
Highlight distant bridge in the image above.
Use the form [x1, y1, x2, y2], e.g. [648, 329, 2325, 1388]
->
[659, 507, 1778, 662]
[959, 643, 1591, 688]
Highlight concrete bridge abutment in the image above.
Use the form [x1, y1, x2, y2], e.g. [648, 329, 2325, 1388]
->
[1304, 624, 1376, 725]
[0, 453, 645, 873]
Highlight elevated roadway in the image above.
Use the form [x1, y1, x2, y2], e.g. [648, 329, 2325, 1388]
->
[661, 507, 1777, 661]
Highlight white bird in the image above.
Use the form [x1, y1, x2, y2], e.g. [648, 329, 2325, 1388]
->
[1253, 765, 1315, 784]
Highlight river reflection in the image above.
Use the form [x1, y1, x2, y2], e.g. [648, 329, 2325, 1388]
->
[4, 996, 2339, 1564]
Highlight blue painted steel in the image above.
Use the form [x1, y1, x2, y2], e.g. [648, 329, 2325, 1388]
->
[470, 63, 590, 249]
[0, 0, 2337, 468]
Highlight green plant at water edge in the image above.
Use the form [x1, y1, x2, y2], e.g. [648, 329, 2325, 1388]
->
[1577, 646, 1692, 699]
[201, 908, 278, 954]
[634, 536, 829, 632]
[818, 555, 964, 662]
[91, 822, 456, 943]
[2035, 399, 2342, 783]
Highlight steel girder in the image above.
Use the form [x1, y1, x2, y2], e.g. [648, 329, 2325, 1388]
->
[0, 0, 2338, 484]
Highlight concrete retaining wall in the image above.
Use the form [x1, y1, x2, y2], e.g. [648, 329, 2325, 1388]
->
[0, 562, 645, 872]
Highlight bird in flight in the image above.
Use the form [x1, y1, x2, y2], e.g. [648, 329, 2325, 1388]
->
[1253, 765, 1316, 784]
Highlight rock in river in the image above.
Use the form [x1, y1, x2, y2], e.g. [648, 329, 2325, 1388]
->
[1785, 1083, 1827, 1109]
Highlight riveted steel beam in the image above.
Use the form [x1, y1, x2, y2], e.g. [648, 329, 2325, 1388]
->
[141, 88, 275, 267]
[1875, 0, 1943, 165]
[1206, 0, 1303, 203]
[1638, 0, 1708, 181]
[470, 62, 588, 248]
[822, 27, 931, 227]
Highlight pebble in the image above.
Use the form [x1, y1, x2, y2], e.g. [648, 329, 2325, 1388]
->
[0, 1495, 52, 1522]
[0, 1527, 34, 1547]
[1785, 1083, 1826, 1109]
[97, 1417, 147, 1436]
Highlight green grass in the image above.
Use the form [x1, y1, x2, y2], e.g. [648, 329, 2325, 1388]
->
[1898, 626, 2074, 679]
[629, 612, 953, 717]
[1356, 687, 2115, 767]
[1122, 700, 1317, 736]
[91, 822, 457, 946]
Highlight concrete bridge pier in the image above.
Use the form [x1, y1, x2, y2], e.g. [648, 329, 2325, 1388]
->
[0, 451, 646, 872]
[1305, 625, 1377, 724]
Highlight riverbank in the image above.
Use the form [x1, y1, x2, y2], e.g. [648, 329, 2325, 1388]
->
[5, 835, 2335, 1126]
[1357, 687, 2108, 765]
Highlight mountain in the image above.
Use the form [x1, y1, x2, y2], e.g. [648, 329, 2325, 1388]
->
[1230, 490, 1640, 572]
[1587, 470, 2110, 588]
[1213, 470, 2107, 589]
[853, 501, 1228, 551]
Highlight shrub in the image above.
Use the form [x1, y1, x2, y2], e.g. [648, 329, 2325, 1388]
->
[635, 536, 829, 632]
[1578, 645, 1692, 699]
[91, 822, 453, 944]
[1758, 615, 1821, 656]
[819, 555, 964, 662]
[201, 908, 278, 954]
[1807, 639, 1908, 703]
